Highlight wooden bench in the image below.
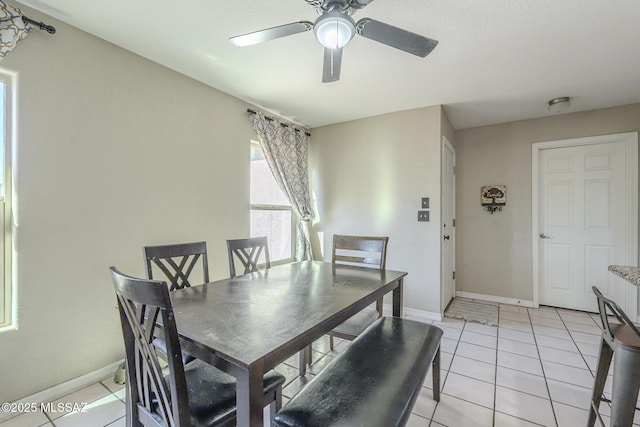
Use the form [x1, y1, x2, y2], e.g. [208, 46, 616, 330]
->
[274, 316, 443, 427]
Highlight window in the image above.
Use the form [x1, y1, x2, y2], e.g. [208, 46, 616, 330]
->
[0, 75, 12, 328]
[250, 141, 294, 263]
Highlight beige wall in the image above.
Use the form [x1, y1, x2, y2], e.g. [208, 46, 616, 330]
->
[0, 6, 256, 403]
[4, 1, 639, 406]
[310, 106, 444, 315]
[455, 103, 640, 301]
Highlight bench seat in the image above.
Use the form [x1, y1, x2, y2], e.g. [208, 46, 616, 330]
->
[274, 316, 443, 427]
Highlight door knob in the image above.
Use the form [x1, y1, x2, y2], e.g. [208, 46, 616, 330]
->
[539, 233, 554, 239]
[444, 235, 450, 240]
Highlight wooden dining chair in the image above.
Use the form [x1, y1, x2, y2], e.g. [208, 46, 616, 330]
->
[300, 234, 389, 376]
[143, 241, 209, 290]
[226, 236, 271, 278]
[329, 235, 389, 349]
[143, 241, 210, 364]
[110, 267, 285, 427]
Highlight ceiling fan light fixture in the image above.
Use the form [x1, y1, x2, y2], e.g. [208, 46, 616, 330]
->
[314, 13, 355, 49]
[547, 96, 571, 113]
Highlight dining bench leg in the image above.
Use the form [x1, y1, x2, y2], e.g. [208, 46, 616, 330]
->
[392, 278, 404, 317]
[433, 346, 441, 401]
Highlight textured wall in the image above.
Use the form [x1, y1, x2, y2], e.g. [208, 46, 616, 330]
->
[0, 5, 255, 403]
[310, 106, 445, 315]
[455, 103, 640, 301]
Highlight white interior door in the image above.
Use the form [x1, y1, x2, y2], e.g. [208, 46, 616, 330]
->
[441, 137, 455, 312]
[537, 135, 636, 313]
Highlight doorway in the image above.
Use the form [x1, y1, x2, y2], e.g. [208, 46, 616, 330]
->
[442, 137, 456, 313]
[532, 132, 638, 317]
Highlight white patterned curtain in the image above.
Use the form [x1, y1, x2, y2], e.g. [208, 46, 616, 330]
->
[0, 0, 31, 59]
[249, 112, 315, 261]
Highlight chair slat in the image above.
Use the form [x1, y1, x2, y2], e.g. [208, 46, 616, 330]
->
[332, 235, 389, 270]
[227, 237, 271, 278]
[334, 254, 382, 266]
[143, 241, 209, 290]
[333, 235, 387, 252]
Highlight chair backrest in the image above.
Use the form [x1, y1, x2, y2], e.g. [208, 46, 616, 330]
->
[227, 236, 271, 278]
[143, 241, 209, 291]
[110, 267, 190, 426]
[592, 286, 640, 344]
[332, 235, 389, 270]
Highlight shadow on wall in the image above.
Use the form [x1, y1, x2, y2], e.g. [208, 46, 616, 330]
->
[311, 229, 325, 261]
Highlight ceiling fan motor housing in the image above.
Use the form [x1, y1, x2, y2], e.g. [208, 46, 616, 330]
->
[314, 12, 356, 49]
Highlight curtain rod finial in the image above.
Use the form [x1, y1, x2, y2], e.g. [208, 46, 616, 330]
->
[22, 16, 56, 34]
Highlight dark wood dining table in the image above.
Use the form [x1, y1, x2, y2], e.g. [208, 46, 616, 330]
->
[168, 260, 407, 427]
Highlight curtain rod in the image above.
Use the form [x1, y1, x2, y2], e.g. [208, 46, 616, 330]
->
[22, 15, 56, 34]
[247, 109, 310, 136]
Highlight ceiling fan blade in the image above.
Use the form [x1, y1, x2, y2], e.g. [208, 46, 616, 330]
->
[230, 21, 314, 47]
[356, 18, 438, 57]
[322, 47, 343, 83]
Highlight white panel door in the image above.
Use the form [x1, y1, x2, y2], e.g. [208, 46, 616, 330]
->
[538, 142, 627, 311]
[441, 138, 455, 311]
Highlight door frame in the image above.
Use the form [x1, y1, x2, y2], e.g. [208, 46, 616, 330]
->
[531, 132, 638, 318]
[441, 136, 456, 313]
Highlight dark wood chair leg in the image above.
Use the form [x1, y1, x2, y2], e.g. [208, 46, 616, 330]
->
[588, 338, 613, 427]
[268, 386, 282, 421]
[299, 347, 307, 377]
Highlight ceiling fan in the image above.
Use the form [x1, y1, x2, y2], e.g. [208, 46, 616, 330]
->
[229, 0, 438, 83]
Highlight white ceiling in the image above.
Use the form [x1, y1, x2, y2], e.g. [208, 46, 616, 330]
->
[20, 0, 640, 129]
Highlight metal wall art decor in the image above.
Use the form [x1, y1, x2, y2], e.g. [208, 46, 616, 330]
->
[481, 185, 506, 214]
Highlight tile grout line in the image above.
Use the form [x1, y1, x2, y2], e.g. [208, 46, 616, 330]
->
[496, 307, 558, 427]
[555, 308, 617, 417]
[492, 308, 501, 426]
[98, 380, 126, 405]
[527, 306, 560, 427]
[441, 310, 552, 426]
[428, 318, 466, 426]
[433, 321, 528, 424]
[555, 312, 597, 380]
[431, 308, 633, 426]
[500, 308, 616, 416]
[103, 415, 125, 427]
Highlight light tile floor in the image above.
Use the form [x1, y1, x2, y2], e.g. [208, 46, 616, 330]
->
[1, 303, 636, 426]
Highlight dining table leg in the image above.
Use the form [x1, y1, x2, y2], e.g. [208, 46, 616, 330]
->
[236, 365, 265, 427]
[392, 277, 404, 317]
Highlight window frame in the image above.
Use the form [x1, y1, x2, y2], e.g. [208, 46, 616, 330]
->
[250, 141, 296, 265]
[0, 71, 14, 329]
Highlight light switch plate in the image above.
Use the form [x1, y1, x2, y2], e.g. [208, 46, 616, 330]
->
[418, 211, 429, 222]
[421, 197, 430, 209]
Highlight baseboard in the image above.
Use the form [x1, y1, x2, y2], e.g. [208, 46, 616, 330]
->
[383, 304, 442, 322]
[455, 291, 535, 308]
[404, 307, 443, 322]
[0, 360, 124, 423]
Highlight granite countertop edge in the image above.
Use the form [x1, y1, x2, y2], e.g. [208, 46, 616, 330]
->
[608, 265, 640, 287]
